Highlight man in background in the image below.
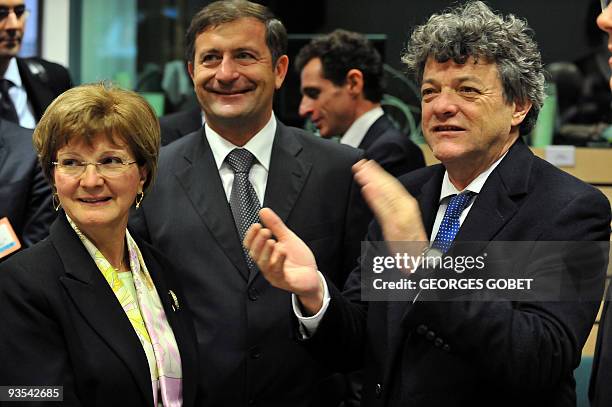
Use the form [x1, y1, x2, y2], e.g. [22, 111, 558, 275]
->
[295, 29, 425, 177]
[0, 0, 71, 128]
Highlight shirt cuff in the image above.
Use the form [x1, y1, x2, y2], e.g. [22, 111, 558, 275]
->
[292, 270, 331, 339]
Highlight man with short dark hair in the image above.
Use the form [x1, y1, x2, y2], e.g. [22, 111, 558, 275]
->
[130, 1, 370, 406]
[0, 0, 71, 128]
[295, 29, 424, 177]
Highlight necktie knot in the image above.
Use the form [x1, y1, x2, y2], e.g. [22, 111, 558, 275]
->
[226, 148, 255, 174]
[446, 191, 476, 216]
[431, 191, 476, 253]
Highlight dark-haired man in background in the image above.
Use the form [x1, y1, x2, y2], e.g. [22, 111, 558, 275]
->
[0, 0, 71, 128]
[295, 29, 424, 177]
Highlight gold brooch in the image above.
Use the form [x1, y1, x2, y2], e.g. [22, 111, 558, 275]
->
[168, 290, 180, 311]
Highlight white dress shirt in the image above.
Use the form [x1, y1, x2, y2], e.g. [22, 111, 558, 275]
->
[430, 152, 506, 241]
[339, 106, 384, 148]
[3, 57, 36, 129]
[295, 151, 509, 336]
[204, 113, 276, 205]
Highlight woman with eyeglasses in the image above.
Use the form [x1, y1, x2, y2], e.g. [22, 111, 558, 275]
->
[0, 83, 199, 406]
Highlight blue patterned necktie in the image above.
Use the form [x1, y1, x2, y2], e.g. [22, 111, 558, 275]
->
[431, 191, 476, 253]
[226, 148, 261, 272]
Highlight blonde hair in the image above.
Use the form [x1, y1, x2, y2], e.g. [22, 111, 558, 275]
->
[33, 82, 160, 192]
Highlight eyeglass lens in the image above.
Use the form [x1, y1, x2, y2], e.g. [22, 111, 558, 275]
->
[0, 5, 26, 20]
[603, 0, 611, 11]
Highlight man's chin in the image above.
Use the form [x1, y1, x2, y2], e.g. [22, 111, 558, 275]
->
[0, 46, 21, 59]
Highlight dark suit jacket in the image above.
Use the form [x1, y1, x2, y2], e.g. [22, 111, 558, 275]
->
[16, 57, 72, 122]
[0, 213, 199, 406]
[359, 115, 425, 177]
[590, 281, 612, 406]
[159, 107, 202, 146]
[129, 121, 371, 406]
[305, 139, 611, 407]
[0, 119, 54, 250]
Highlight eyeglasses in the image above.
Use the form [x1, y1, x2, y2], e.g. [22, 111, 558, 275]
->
[602, 0, 611, 11]
[0, 5, 29, 22]
[52, 157, 137, 178]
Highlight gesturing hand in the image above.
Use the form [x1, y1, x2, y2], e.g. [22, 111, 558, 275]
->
[244, 208, 324, 315]
[353, 159, 428, 244]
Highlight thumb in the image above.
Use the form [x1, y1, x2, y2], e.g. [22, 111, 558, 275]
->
[259, 208, 291, 240]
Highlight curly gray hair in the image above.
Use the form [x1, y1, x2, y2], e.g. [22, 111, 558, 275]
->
[402, 1, 545, 135]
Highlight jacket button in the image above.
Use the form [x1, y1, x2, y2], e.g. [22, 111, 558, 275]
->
[250, 346, 261, 359]
[426, 330, 436, 341]
[248, 288, 259, 301]
[443, 344, 451, 352]
[416, 324, 428, 335]
[434, 338, 444, 348]
[375, 383, 383, 398]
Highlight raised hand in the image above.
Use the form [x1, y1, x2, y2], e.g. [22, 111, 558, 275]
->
[353, 159, 428, 245]
[244, 208, 324, 314]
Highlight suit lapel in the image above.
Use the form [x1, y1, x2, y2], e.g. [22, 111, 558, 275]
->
[263, 122, 311, 221]
[417, 165, 445, 238]
[174, 130, 249, 280]
[16, 58, 54, 120]
[257, 123, 311, 284]
[359, 115, 390, 151]
[453, 140, 532, 250]
[53, 215, 153, 407]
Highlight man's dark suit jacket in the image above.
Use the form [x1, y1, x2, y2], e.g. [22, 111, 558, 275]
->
[159, 107, 202, 146]
[359, 115, 425, 177]
[129, 121, 371, 406]
[16, 57, 72, 121]
[0, 213, 200, 406]
[0, 119, 54, 249]
[304, 139, 611, 407]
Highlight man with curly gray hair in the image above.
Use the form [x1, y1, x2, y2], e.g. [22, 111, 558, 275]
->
[244, 2, 611, 406]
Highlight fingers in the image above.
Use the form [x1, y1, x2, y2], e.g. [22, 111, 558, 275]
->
[244, 223, 263, 251]
[351, 158, 368, 174]
[352, 159, 385, 188]
[259, 207, 291, 240]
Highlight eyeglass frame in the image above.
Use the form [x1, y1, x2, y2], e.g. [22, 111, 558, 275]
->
[0, 5, 29, 22]
[51, 159, 138, 178]
[602, 0, 611, 11]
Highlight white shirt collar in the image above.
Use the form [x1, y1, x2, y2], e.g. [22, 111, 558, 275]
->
[340, 106, 384, 148]
[438, 151, 509, 202]
[205, 113, 276, 171]
[4, 57, 23, 88]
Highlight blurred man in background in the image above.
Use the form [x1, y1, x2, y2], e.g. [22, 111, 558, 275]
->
[295, 29, 425, 177]
[0, 0, 71, 128]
